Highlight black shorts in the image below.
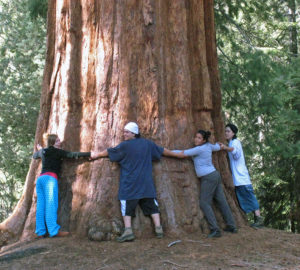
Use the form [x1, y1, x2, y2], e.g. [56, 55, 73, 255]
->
[120, 198, 160, 217]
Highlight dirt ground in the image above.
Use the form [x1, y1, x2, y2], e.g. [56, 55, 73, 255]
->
[0, 227, 299, 270]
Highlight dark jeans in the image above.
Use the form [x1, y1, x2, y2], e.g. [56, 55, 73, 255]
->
[199, 170, 236, 231]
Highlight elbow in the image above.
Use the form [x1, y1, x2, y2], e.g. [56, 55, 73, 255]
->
[232, 154, 241, 160]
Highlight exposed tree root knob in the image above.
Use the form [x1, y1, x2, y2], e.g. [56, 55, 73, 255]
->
[0, 230, 13, 248]
[88, 219, 123, 241]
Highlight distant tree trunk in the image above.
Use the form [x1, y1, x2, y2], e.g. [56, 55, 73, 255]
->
[287, 0, 298, 57]
[0, 0, 246, 246]
[287, 0, 300, 233]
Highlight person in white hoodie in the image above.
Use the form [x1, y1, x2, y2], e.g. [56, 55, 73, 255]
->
[220, 124, 263, 228]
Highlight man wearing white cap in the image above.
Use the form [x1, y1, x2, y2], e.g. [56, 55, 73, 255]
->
[91, 122, 179, 242]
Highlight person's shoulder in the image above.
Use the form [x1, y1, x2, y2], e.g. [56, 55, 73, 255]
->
[133, 137, 150, 144]
[122, 138, 144, 147]
[231, 139, 242, 149]
[186, 145, 202, 152]
[42, 147, 50, 153]
[41, 147, 53, 156]
[145, 138, 161, 147]
[232, 139, 242, 145]
[118, 140, 127, 146]
[52, 146, 66, 152]
[47, 146, 68, 156]
[47, 146, 60, 150]
[144, 138, 154, 144]
[209, 142, 220, 147]
[110, 141, 127, 151]
[200, 143, 211, 148]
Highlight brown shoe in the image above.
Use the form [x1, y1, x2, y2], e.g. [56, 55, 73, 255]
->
[56, 231, 70, 237]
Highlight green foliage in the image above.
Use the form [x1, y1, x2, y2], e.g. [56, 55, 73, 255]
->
[216, 0, 300, 231]
[0, 0, 46, 220]
[27, 0, 48, 19]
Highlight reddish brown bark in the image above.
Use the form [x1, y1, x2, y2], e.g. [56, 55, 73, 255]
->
[0, 0, 246, 246]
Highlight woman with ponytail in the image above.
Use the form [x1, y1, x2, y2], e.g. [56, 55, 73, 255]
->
[173, 130, 237, 238]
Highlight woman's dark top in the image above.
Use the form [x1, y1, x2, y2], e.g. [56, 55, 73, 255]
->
[33, 146, 90, 176]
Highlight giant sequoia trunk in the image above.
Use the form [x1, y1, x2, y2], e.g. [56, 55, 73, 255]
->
[0, 0, 246, 245]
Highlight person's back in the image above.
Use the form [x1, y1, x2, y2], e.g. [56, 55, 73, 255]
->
[39, 146, 65, 175]
[227, 139, 251, 186]
[108, 137, 163, 200]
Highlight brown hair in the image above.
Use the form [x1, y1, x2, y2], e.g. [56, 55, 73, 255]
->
[44, 134, 57, 147]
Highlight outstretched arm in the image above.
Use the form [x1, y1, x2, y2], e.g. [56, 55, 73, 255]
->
[36, 144, 42, 151]
[90, 149, 109, 160]
[33, 144, 43, 159]
[65, 151, 91, 159]
[218, 142, 234, 152]
[219, 140, 242, 160]
[163, 148, 187, 158]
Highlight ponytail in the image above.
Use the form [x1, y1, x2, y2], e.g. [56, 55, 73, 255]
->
[197, 130, 211, 142]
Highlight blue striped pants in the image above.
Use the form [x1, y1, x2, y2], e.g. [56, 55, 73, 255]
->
[35, 175, 60, 237]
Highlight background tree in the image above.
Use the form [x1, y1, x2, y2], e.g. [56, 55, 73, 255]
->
[215, 0, 300, 231]
[0, 0, 46, 221]
[0, 0, 246, 245]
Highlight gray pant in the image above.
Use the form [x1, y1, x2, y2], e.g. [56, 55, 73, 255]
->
[199, 170, 236, 231]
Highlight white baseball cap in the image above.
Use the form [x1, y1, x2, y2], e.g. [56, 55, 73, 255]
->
[124, 122, 139, 134]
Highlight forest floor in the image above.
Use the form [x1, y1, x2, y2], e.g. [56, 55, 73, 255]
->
[0, 226, 299, 270]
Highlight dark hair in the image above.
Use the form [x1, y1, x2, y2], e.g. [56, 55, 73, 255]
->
[197, 130, 211, 142]
[134, 133, 141, 138]
[226, 124, 238, 139]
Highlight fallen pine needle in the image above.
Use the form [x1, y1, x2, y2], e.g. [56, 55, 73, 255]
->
[185, 239, 204, 243]
[230, 263, 248, 267]
[163, 260, 189, 268]
[167, 240, 182, 247]
[96, 264, 108, 269]
[185, 239, 211, 247]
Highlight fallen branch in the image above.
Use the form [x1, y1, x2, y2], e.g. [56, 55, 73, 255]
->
[167, 240, 182, 247]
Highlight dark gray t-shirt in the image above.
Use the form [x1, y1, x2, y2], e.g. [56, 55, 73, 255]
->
[107, 138, 164, 200]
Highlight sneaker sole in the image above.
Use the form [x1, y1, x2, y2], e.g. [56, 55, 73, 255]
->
[207, 234, 222, 238]
[116, 235, 135, 243]
[223, 229, 238, 233]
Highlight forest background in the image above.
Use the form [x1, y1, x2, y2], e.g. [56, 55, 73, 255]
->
[0, 0, 299, 232]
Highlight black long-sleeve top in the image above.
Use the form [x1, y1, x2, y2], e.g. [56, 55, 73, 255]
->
[33, 146, 90, 176]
